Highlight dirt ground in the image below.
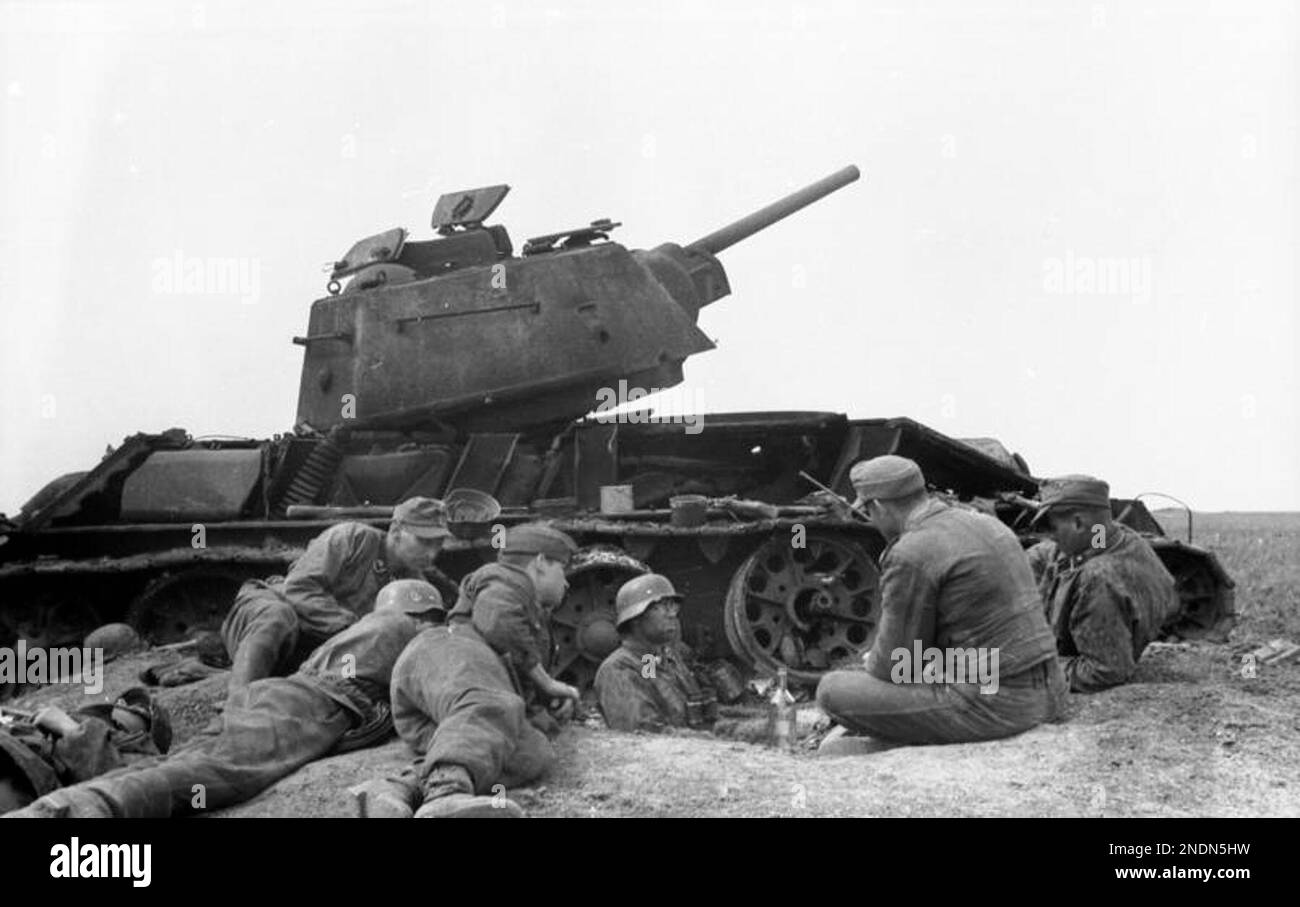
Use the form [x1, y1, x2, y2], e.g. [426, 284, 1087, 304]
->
[7, 511, 1298, 817]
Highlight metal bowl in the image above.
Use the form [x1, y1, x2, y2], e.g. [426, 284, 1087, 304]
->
[444, 488, 501, 540]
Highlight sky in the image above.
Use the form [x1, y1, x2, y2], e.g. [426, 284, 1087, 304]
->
[1, 0, 1295, 514]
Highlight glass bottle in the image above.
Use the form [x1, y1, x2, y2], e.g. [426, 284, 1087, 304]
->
[768, 666, 797, 750]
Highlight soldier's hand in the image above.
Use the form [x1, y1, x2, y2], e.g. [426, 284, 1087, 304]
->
[548, 697, 576, 721]
[547, 680, 580, 703]
[810, 490, 849, 518]
[34, 706, 78, 737]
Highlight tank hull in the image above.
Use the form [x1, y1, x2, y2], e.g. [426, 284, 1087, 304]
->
[1, 414, 1235, 694]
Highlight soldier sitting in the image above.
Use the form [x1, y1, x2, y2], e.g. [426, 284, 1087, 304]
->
[1028, 476, 1181, 692]
[815, 455, 1067, 748]
[594, 574, 715, 733]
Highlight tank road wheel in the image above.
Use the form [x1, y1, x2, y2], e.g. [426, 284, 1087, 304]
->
[549, 547, 650, 692]
[0, 584, 102, 650]
[724, 532, 881, 684]
[127, 568, 250, 645]
[0, 583, 101, 697]
[1160, 552, 1235, 640]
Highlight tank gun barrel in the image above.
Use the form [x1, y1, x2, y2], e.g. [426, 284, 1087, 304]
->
[294, 165, 863, 433]
[687, 165, 860, 256]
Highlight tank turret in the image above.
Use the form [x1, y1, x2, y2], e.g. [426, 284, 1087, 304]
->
[0, 163, 1235, 693]
[293, 166, 861, 434]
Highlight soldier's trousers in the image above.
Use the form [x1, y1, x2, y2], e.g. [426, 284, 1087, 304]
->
[222, 581, 325, 689]
[6, 676, 353, 818]
[815, 658, 1069, 745]
[389, 626, 554, 796]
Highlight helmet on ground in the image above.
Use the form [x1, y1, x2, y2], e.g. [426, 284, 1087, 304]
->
[84, 623, 143, 661]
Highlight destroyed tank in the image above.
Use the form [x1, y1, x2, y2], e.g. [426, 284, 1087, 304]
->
[0, 167, 1234, 693]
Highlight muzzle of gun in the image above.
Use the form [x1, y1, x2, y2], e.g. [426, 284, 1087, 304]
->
[797, 471, 873, 524]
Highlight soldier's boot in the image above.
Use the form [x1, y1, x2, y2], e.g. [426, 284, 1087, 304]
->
[349, 777, 417, 819]
[6, 786, 114, 818]
[815, 724, 897, 757]
[414, 764, 523, 819]
[5, 798, 69, 818]
[141, 657, 227, 688]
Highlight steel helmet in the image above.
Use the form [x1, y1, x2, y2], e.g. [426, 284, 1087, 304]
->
[83, 623, 143, 661]
[614, 573, 682, 629]
[375, 578, 445, 616]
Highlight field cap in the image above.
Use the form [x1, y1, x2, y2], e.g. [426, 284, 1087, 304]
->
[615, 573, 682, 628]
[1032, 475, 1111, 526]
[375, 578, 445, 616]
[849, 455, 926, 507]
[393, 497, 451, 538]
[502, 523, 578, 565]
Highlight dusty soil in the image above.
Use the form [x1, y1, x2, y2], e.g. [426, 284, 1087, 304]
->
[6, 512, 1298, 817]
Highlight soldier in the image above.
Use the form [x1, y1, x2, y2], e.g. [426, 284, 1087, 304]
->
[6, 579, 444, 818]
[594, 573, 714, 732]
[222, 496, 450, 690]
[815, 455, 1067, 748]
[1028, 475, 1180, 692]
[352, 524, 578, 819]
[0, 688, 170, 814]
[446, 522, 581, 719]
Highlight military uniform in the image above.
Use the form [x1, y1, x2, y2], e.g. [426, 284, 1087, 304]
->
[8, 608, 427, 818]
[817, 456, 1067, 745]
[222, 521, 396, 687]
[448, 562, 551, 705]
[387, 623, 555, 798]
[354, 525, 576, 817]
[595, 640, 705, 732]
[1026, 538, 1056, 586]
[378, 560, 557, 800]
[1030, 526, 1180, 692]
[0, 694, 167, 814]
